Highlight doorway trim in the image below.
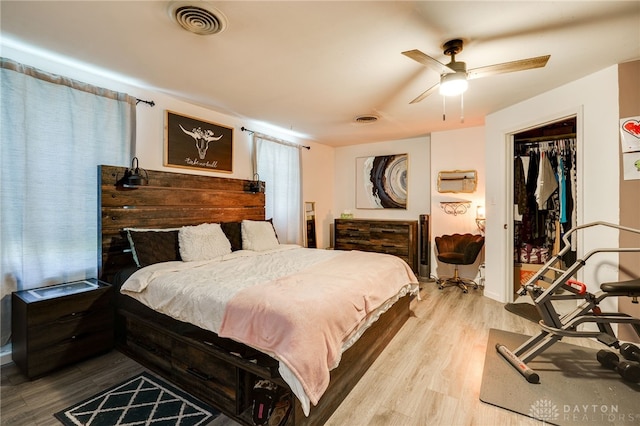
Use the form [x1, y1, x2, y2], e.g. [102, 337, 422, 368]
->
[501, 107, 584, 302]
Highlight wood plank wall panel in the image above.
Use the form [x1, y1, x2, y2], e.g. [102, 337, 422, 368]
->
[99, 165, 265, 282]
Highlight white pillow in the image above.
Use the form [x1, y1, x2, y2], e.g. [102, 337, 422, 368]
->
[179, 223, 232, 261]
[241, 220, 280, 251]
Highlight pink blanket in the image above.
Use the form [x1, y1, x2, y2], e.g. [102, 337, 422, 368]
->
[218, 250, 417, 406]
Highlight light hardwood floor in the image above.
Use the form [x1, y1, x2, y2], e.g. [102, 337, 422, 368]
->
[1, 282, 600, 426]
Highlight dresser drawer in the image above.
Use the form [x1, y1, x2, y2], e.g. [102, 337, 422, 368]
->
[335, 221, 369, 233]
[334, 240, 375, 251]
[335, 222, 369, 239]
[334, 220, 369, 250]
[371, 227, 409, 254]
[334, 219, 418, 272]
[370, 223, 409, 235]
[373, 244, 409, 257]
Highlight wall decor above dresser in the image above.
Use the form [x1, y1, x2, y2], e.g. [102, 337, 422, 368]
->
[355, 154, 408, 209]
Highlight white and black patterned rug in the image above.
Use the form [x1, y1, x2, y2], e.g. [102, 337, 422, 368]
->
[54, 372, 220, 426]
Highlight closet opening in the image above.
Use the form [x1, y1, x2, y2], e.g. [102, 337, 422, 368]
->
[512, 116, 577, 295]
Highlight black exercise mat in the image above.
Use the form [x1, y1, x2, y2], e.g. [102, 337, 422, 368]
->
[480, 328, 640, 425]
[504, 302, 542, 323]
[54, 371, 220, 426]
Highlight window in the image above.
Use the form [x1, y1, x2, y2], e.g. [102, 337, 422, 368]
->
[0, 58, 135, 346]
[253, 134, 303, 245]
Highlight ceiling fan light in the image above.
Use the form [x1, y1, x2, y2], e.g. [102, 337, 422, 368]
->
[439, 73, 468, 96]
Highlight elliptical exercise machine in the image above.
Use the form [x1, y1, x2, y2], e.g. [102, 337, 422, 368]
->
[497, 221, 640, 383]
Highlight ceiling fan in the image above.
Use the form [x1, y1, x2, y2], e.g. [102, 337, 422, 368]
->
[402, 39, 550, 104]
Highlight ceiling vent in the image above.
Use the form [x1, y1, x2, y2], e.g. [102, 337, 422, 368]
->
[354, 114, 379, 124]
[168, 1, 227, 35]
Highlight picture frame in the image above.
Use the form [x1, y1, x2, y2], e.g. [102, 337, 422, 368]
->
[620, 116, 640, 153]
[355, 153, 408, 209]
[437, 170, 478, 193]
[164, 110, 233, 173]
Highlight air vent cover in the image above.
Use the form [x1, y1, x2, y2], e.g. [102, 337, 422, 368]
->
[168, 2, 227, 35]
[354, 115, 379, 124]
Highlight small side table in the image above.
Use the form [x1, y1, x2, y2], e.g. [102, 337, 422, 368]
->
[11, 278, 113, 379]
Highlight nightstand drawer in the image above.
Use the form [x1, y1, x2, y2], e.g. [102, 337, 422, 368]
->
[27, 308, 113, 351]
[26, 329, 113, 378]
[25, 287, 111, 327]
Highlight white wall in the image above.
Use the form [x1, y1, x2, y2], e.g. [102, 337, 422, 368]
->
[430, 126, 486, 281]
[301, 141, 335, 249]
[484, 65, 620, 303]
[334, 136, 431, 226]
[430, 126, 486, 235]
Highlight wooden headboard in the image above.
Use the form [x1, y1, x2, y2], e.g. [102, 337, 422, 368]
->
[99, 165, 265, 282]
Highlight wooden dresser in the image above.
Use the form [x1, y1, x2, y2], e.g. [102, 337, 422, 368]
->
[334, 219, 418, 273]
[11, 279, 113, 379]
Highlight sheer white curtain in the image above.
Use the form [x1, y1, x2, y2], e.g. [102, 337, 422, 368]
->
[253, 134, 303, 245]
[1, 58, 135, 343]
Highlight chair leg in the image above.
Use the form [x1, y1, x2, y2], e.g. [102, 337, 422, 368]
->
[437, 265, 479, 293]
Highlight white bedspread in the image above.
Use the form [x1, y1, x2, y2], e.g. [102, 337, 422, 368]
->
[121, 246, 419, 414]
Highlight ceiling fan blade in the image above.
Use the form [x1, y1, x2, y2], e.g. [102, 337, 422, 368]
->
[402, 49, 456, 74]
[409, 81, 440, 104]
[467, 55, 550, 80]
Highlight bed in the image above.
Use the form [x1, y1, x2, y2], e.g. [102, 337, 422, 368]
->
[99, 165, 419, 425]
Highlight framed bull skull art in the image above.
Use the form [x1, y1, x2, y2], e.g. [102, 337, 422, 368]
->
[164, 110, 233, 173]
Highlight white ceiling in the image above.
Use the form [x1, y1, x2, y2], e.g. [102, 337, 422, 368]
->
[2, 1, 639, 147]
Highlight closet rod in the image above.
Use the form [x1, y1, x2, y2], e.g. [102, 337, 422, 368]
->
[515, 133, 576, 144]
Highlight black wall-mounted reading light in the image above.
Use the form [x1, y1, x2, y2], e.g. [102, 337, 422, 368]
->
[115, 157, 148, 187]
[247, 173, 265, 193]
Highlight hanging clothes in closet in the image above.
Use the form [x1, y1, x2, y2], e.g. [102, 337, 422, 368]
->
[514, 138, 577, 265]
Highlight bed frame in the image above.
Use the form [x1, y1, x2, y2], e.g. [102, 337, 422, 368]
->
[99, 165, 414, 426]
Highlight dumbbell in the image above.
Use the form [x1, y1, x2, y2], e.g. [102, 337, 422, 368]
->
[597, 349, 640, 383]
[619, 343, 640, 362]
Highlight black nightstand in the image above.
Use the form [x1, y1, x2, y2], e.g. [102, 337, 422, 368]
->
[11, 278, 114, 379]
